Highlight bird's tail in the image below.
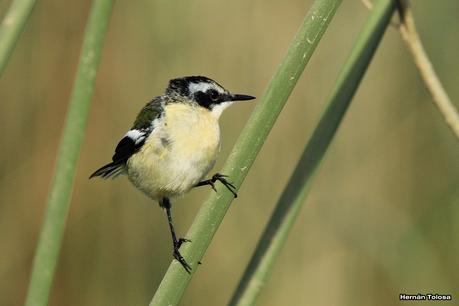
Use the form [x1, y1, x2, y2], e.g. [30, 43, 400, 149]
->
[89, 162, 125, 179]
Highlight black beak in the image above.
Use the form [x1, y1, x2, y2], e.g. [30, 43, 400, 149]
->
[231, 94, 256, 101]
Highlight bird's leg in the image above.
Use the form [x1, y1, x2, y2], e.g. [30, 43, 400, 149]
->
[161, 198, 191, 273]
[195, 173, 238, 198]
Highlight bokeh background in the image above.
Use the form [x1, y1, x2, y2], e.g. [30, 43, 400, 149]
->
[1, 0, 458, 305]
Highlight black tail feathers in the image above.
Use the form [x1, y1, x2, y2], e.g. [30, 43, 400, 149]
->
[89, 162, 125, 179]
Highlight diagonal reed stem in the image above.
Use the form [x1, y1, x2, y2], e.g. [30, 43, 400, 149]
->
[363, 0, 459, 140]
[228, 1, 396, 305]
[149, 1, 342, 305]
[0, 0, 37, 76]
[396, 0, 459, 140]
[24, 1, 115, 305]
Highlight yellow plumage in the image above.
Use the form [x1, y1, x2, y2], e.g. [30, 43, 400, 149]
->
[127, 103, 220, 200]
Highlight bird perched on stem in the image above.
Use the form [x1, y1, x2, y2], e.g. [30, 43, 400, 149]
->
[90, 76, 255, 272]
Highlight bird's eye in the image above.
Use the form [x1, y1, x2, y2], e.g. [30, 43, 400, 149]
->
[208, 90, 219, 101]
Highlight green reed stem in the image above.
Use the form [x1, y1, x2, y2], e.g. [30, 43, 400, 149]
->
[24, 1, 115, 305]
[228, 1, 396, 305]
[0, 0, 37, 76]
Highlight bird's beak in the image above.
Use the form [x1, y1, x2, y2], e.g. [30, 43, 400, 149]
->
[231, 94, 256, 101]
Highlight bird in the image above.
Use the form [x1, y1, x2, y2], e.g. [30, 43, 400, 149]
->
[90, 76, 255, 272]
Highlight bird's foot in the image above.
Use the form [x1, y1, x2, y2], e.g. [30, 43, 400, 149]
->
[212, 173, 238, 198]
[173, 238, 192, 273]
[197, 173, 238, 198]
[177, 237, 191, 249]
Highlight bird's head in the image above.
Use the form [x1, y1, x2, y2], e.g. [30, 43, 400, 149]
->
[165, 76, 255, 118]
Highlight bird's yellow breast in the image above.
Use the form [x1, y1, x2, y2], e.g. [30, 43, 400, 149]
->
[127, 103, 221, 200]
[165, 103, 220, 156]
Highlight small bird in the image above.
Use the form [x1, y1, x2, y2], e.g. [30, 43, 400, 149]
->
[90, 76, 255, 272]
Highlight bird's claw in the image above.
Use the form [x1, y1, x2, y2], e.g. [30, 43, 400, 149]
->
[212, 173, 238, 198]
[195, 173, 238, 198]
[173, 238, 191, 272]
[208, 181, 217, 193]
[173, 247, 192, 274]
[177, 237, 191, 249]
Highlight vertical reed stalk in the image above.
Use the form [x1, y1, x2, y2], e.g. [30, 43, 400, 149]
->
[24, 1, 115, 305]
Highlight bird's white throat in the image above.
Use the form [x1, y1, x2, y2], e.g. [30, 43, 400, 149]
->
[211, 101, 233, 118]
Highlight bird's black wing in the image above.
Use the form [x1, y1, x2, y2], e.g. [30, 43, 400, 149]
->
[111, 130, 146, 163]
[90, 97, 164, 179]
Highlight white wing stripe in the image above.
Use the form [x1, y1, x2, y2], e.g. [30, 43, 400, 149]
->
[125, 129, 146, 144]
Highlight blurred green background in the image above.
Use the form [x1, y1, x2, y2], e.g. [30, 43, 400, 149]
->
[1, 0, 458, 305]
